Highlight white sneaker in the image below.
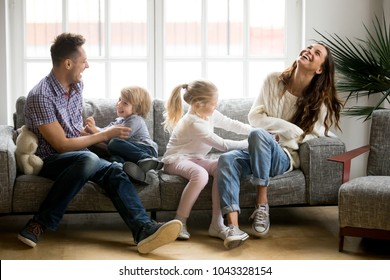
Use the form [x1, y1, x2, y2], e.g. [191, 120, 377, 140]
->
[208, 225, 229, 240]
[223, 225, 249, 249]
[177, 224, 190, 240]
[250, 204, 270, 237]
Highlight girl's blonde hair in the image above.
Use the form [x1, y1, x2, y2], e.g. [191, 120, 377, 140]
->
[163, 79, 218, 132]
[120, 86, 151, 118]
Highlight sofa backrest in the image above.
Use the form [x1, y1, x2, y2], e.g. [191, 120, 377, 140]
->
[367, 109, 390, 176]
[82, 98, 154, 139]
[153, 98, 254, 156]
[14, 96, 154, 136]
[14, 96, 254, 157]
[14, 96, 27, 130]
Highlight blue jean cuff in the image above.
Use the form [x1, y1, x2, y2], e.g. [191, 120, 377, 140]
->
[250, 176, 269, 187]
[221, 204, 241, 217]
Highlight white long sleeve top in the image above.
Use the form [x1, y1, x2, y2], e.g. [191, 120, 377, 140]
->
[162, 109, 252, 164]
[248, 72, 334, 170]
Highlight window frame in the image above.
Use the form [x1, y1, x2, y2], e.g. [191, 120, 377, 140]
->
[8, 0, 302, 103]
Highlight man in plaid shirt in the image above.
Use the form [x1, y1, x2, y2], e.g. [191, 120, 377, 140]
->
[18, 32, 182, 254]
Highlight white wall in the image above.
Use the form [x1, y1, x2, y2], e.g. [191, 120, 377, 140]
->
[303, 0, 387, 179]
[0, 0, 389, 178]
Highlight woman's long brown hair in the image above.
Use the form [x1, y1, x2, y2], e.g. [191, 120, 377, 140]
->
[279, 43, 343, 137]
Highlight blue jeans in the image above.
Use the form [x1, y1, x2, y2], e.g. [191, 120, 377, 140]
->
[217, 128, 290, 215]
[107, 138, 157, 163]
[35, 151, 152, 240]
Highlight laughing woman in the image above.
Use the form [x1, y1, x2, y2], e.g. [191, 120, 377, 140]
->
[217, 43, 343, 249]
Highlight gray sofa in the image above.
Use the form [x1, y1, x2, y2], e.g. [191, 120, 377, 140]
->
[0, 96, 345, 217]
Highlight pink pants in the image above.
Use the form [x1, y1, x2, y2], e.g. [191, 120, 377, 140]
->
[163, 158, 221, 218]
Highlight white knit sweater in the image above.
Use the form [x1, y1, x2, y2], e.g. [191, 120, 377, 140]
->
[248, 72, 333, 170]
[162, 109, 252, 164]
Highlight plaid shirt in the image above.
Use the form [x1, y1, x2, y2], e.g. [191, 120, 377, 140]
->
[25, 71, 85, 159]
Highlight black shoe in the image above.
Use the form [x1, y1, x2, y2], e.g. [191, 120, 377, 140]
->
[137, 158, 164, 172]
[137, 220, 182, 254]
[123, 161, 148, 185]
[18, 219, 46, 248]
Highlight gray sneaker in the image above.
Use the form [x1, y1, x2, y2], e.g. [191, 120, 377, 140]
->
[208, 225, 230, 240]
[250, 204, 270, 237]
[223, 225, 249, 249]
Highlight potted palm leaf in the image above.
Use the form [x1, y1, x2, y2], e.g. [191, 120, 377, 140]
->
[315, 14, 390, 121]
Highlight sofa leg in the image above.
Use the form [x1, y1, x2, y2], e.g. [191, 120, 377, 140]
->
[339, 230, 344, 252]
[150, 210, 157, 220]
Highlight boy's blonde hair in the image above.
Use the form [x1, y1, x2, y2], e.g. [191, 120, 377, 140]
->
[163, 79, 218, 132]
[120, 86, 151, 118]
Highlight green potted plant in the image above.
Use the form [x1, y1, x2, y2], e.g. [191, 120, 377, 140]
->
[315, 14, 390, 121]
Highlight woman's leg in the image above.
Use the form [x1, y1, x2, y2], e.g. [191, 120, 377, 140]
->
[216, 150, 251, 248]
[217, 149, 252, 220]
[247, 128, 290, 237]
[248, 128, 290, 182]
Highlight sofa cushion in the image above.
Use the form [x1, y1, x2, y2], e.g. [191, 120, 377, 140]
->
[152, 98, 254, 157]
[339, 176, 390, 230]
[159, 169, 306, 211]
[12, 172, 161, 213]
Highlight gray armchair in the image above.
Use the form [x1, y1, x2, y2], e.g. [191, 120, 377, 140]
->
[328, 109, 390, 252]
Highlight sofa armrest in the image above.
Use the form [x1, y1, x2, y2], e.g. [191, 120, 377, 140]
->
[0, 125, 17, 213]
[328, 145, 370, 183]
[299, 137, 346, 205]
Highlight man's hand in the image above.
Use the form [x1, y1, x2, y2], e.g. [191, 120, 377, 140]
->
[103, 125, 131, 140]
[38, 121, 131, 153]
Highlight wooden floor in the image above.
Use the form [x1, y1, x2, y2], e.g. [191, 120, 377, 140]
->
[1, 206, 389, 260]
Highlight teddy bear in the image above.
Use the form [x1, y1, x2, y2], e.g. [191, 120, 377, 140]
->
[15, 125, 43, 175]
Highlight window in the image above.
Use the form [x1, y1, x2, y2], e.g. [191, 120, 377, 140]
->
[23, 0, 149, 99]
[10, 0, 300, 100]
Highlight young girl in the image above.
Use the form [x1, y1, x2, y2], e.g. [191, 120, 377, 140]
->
[162, 79, 252, 244]
[217, 43, 343, 249]
[85, 86, 163, 183]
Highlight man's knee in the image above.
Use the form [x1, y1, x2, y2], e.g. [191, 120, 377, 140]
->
[79, 151, 100, 164]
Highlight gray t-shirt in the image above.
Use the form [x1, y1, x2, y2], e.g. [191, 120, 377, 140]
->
[103, 115, 158, 154]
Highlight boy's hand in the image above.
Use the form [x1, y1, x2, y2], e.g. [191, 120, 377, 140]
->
[84, 116, 99, 134]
